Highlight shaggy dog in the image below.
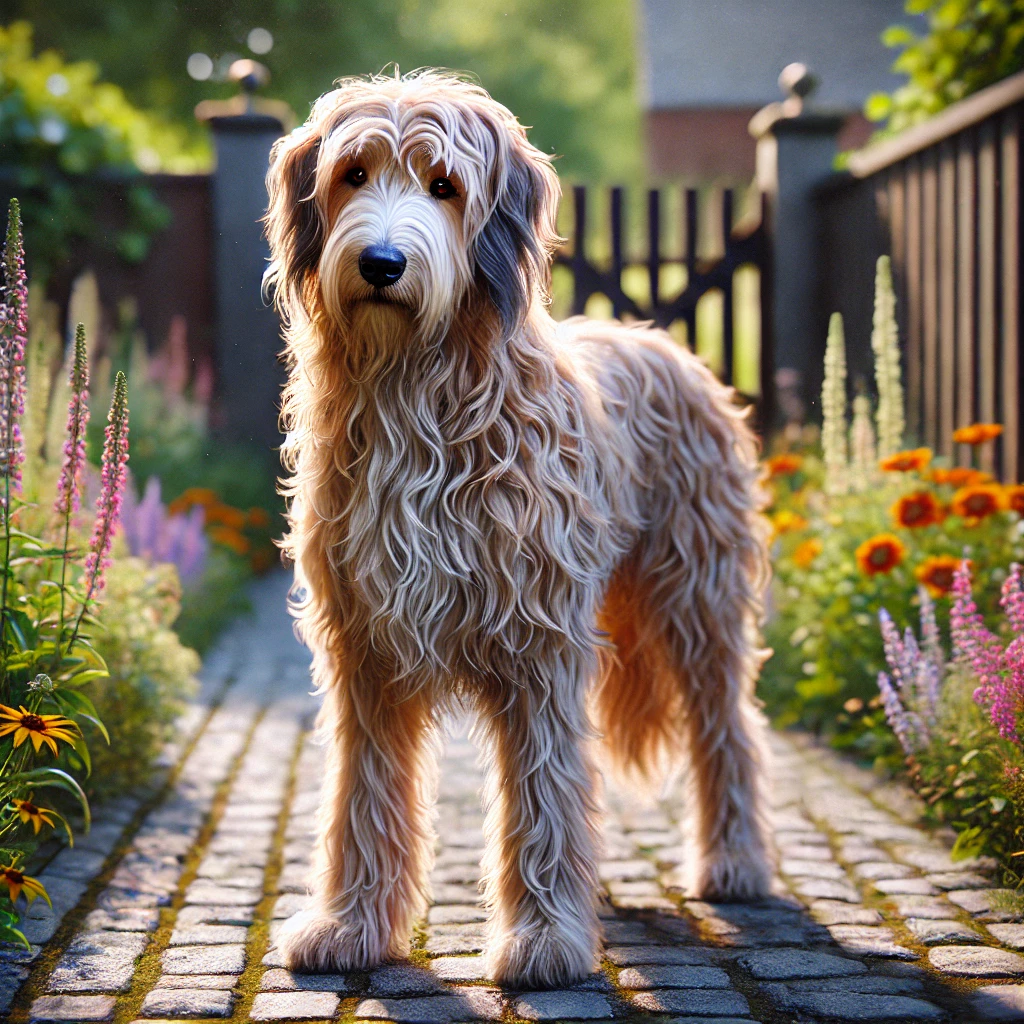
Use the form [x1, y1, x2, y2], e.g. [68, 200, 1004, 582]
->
[264, 70, 773, 988]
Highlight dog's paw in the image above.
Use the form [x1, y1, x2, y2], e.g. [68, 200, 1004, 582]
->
[487, 920, 598, 989]
[685, 847, 773, 902]
[275, 908, 404, 972]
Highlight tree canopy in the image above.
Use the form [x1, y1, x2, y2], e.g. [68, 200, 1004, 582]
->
[10, 0, 640, 182]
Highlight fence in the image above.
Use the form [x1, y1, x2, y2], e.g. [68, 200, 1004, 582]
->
[817, 72, 1024, 481]
[553, 184, 773, 423]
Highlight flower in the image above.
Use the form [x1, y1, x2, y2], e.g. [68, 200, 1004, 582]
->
[12, 797, 55, 834]
[872, 256, 905, 459]
[855, 533, 906, 576]
[891, 490, 943, 529]
[247, 506, 270, 528]
[843, 697, 864, 714]
[951, 484, 1004, 523]
[954, 423, 1003, 445]
[915, 555, 961, 597]
[931, 467, 993, 487]
[880, 448, 932, 473]
[207, 525, 250, 555]
[771, 510, 808, 537]
[792, 538, 823, 568]
[53, 324, 90, 519]
[765, 453, 803, 478]
[167, 487, 218, 516]
[204, 503, 247, 530]
[84, 372, 129, 599]
[0, 863, 47, 905]
[0, 705, 78, 755]
[1006, 485, 1024, 517]
[0, 199, 27, 491]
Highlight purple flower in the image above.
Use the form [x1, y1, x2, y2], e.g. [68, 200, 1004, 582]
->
[0, 199, 27, 494]
[54, 324, 90, 519]
[84, 372, 129, 598]
[121, 476, 208, 584]
[877, 669, 916, 756]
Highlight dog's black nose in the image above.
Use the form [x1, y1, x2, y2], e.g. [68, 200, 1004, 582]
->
[358, 244, 406, 289]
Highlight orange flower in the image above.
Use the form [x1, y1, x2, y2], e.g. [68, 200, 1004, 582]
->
[12, 797, 56, 835]
[167, 487, 219, 516]
[951, 484, 1004, 523]
[0, 863, 48, 906]
[915, 555, 962, 597]
[765, 453, 803, 478]
[772, 510, 808, 536]
[207, 525, 251, 555]
[855, 533, 906, 577]
[879, 448, 932, 473]
[1006, 485, 1024, 517]
[204, 503, 248, 530]
[891, 490, 943, 529]
[792, 538, 823, 568]
[954, 423, 1003, 445]
[0, 706, 78, 756]
[247, 506, 271, 529]
[931, 467, 994, 487]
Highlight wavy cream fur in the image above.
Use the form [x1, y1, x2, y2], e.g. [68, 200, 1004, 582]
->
[264, 70, 774, 988]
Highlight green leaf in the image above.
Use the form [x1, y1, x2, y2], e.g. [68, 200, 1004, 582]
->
[9, 767, 90, 829]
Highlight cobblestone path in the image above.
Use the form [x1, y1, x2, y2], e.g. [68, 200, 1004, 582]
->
[5, 574, 1024, 1022]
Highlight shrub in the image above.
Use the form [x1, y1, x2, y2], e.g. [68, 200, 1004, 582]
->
[0, 22, 205, 278]
[760, 256, 1024, 760]
[866, 0, 1024, 139]
[875, 564, 1024, 879]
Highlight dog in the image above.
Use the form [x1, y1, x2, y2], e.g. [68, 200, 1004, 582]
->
[263, 70, 773, 988]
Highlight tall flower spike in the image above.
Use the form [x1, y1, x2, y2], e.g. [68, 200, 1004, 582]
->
[848, 394, 877, 492]
[54, 324, 90, 519]
[872, 255, 905, 459]
[83, 372, 129, 600]
[0, 199, 27, 492]
[821, 312, 848, 495]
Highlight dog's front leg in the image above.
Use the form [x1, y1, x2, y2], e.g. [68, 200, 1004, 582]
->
[277, 680, 438, 972]
[478, 667, 600, 988]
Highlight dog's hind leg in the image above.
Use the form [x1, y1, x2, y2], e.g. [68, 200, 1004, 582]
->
[277, 674, 439, 972]
[477, 662, 601, 988]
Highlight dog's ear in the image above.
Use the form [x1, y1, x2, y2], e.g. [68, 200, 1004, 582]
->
[471, 127, 561, 338]
[263, 127, 324, 320]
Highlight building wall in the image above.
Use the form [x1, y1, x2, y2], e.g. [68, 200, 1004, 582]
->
[638, 0, 919, 179]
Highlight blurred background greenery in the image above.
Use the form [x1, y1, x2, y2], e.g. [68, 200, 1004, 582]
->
[10, 0, 641, 182]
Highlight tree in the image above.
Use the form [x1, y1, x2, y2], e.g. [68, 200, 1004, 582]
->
[867, 0, 1024, 136]
[8, 0, 640, 182]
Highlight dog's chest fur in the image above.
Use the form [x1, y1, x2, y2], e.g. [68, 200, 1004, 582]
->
[326, 356, 624, 679]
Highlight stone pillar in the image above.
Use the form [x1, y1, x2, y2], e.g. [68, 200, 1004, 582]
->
[750, 66, 845, 425]
[206, 112, 286, 449]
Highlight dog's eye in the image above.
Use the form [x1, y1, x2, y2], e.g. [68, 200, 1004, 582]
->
[344, 167, 367, 187]
[429, 177, 458, 200]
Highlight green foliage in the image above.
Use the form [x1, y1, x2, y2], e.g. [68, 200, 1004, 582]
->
[83, 557, 198, 798]
[761, 464, 1024, 758]
[0, 22, 206, 279]
[12, 0, 639, 183]
[867, 0, 1024, 136]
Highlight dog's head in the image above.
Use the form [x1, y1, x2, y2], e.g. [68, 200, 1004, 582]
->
[264, 71, 560, 349]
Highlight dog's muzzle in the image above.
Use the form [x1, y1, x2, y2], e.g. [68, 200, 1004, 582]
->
[359, 244, 407, 289]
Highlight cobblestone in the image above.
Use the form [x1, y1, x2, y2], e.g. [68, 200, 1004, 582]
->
[6, 574, 1024, 1022]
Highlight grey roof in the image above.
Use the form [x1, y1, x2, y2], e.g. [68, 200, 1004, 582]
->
[638, 0, 923, 110]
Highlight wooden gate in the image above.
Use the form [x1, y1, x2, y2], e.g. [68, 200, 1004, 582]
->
[553, 184, 774, 423]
